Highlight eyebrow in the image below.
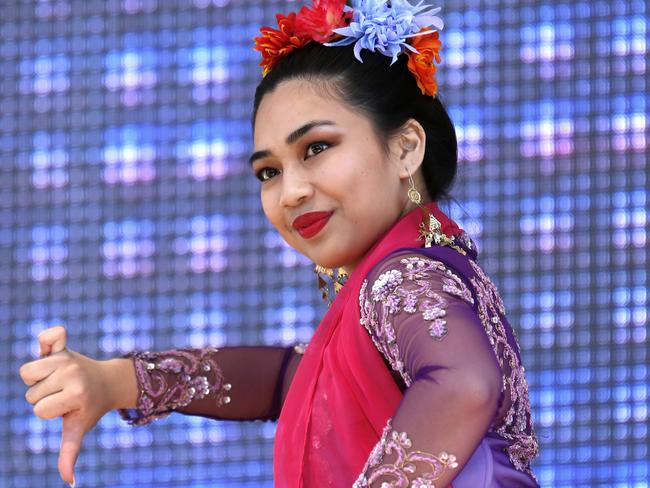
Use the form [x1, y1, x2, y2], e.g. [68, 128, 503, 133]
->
[248, 120, 336, 166]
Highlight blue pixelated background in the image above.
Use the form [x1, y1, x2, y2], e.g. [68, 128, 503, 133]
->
[1, 0, 647, 487]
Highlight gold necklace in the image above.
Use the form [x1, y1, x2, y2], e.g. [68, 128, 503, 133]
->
[314, 265, 349, 304]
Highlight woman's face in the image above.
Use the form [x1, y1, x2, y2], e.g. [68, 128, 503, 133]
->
[251, 79, 415, 272]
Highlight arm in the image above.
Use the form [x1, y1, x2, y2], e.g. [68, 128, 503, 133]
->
[355, 254, 503, 487]
[21, 328, 305, 486]
[117, 344, 305, 425]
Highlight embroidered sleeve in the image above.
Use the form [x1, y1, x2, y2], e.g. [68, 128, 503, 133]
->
[357, 253, 506, 486]
[118, 345, 306, 425]
[360, 254, 476, 386]
[354, 419, 459, 488]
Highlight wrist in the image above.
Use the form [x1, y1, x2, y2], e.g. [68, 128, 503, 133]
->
[102, 358, 139, 410]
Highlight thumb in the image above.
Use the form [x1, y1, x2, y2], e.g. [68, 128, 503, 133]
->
[38, 325, 67, 358]
[58, 411, 85, 486]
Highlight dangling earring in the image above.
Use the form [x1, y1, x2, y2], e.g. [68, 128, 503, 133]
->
[406, 168, 447, 248]
[314, 265, 349, 304]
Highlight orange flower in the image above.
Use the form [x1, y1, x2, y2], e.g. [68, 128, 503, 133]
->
[406, 29, 442, 97]
[253, 13, 310, 77]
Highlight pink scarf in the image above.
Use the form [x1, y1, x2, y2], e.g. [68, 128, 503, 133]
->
[274, 202, 463, 486]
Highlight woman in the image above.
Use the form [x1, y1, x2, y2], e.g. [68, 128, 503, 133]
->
[19, 1, 539, 486]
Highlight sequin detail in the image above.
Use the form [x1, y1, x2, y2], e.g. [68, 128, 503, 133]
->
[293, 343, 308, 355]
[353, 418, 458, 488]
[118, 347, 231, 425]
[359, 256, 474, 386]
[467, 259, 539, 478]
[360, 253, 539, 479]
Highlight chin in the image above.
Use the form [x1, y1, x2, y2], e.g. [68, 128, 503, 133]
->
[310, 249, 360, 271]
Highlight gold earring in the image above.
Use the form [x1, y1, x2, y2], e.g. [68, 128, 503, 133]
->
[407, 171, 422, 205]
[406, 168, 445, 249]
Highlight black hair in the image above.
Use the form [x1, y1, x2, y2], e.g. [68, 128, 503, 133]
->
[251, 42, 458, 202]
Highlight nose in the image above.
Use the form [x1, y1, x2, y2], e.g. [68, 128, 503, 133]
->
[279, 165, 314, 208]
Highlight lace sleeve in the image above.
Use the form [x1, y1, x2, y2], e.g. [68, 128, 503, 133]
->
[118, 344, 305, 425]
[356, 253, 504, 487]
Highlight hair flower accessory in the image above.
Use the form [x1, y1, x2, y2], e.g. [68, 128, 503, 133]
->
[254, 1, 351, 76]
[325, 0, 443, 65]
[295, 0, 352, 42]
[253, 0, 444, 97]
[254, 13, 310, 77]
[406, 28, 442, 97]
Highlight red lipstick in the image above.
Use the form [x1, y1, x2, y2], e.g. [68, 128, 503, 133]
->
[292, 211, 333, 239]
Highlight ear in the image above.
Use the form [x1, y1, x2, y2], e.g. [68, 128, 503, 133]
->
[389, 118, 427, 180]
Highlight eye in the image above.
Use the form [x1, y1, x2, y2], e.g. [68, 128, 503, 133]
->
[254, 141, 331, 182]
[305, 141, 330, 158]
[255, 167, 280, 182]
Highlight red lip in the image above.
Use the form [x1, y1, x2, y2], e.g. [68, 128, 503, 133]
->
[292, 211, 333, 239]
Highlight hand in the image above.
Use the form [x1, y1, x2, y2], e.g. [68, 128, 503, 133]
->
[19, 326, 116, 487]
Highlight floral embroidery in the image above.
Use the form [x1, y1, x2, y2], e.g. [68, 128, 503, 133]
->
[359, 252, 539, 479]
[353, 418, 458, 488]
[118, 347, 231, 426]
[370, 268, 403, 304]
[359, 255, 474, 386]
[467, 259, 539, 478]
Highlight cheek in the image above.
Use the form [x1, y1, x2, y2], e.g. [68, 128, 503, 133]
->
[331, 159, 371, 195]
[260, 190, 278, 225]
[260, 187, 292, 238]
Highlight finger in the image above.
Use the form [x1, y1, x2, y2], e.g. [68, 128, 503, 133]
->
[39, 325, 67, 358]
[32, 389, 75, 420]
[19, 355, 61, 387]
[59, 411, 85, 486]
[25, 372, 64, 405]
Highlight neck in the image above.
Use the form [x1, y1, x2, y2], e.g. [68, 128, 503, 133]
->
[341, 200, 434, 275]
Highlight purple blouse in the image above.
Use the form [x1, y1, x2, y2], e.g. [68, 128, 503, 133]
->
[118, 231, 539, 487]
[354, 241, 539, 487]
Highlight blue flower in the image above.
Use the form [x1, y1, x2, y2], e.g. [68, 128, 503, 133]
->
[324, 0, 444, 64]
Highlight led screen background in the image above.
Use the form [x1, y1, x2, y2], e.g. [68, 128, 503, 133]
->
[1, 0, 647, 487]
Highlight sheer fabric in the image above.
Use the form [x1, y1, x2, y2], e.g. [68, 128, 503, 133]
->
[117, 345, 305, 424]
[354, 251, 538, 487]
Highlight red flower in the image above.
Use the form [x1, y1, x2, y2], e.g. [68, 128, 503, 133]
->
[295, 0, 351, 43]
[253, 13, 310, 77]
[406, 29, 443, 97]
